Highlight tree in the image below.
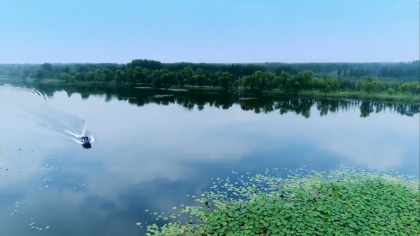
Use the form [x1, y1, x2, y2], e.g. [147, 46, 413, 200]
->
[371, 81, 385, 92]
[207, 72, 216, 87]
[321, 74, 340, 92]
[94, 69, 104, 82]
[300, 70, 314, 89]
[293, 81, 301, 92]
[102, 68, 114, 83]
[133, 66, 147, 85]
[85, 71, 95, 82]
[261, 71, 276, 90]
[272, 77, 281, 89]
[22, 68, 31, 78]
[115, 70, 126, 84]
[178, 67, 193, 87]
[218, 72, 232, 92]
[125, 68, 135, 84]
[41, 63, 52, 71]
[193, 68, 206, 87]
[62, 73, 74, 83]
[241, 71, 275, 92]
[160, 70, 175, 88]
[242, 75, 254, 90]
[150, 70, 162, 88]
[78, 65, 88, 73]
[35, 70, 44, 80]
[361, 76, 374, 93]
[149, 69, 174, 88]
[280, 71, 291, 90]
[400, 82, 420, 95]
[274, 65, 298, 75]
[254, 71, 268, 92]
[74, 72, 85, 82]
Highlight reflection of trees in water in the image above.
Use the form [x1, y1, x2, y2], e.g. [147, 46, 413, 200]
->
[360, 101, 374, 117]
[392, 103, 418, 117]
[80, 93, 90, 100]
[276, 98, 314, 118]
[26, 83, 420, 118]
[316, 100, 340, 116]
[359, 101, 418, 118]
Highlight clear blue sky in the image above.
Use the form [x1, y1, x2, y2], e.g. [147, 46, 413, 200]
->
[1, 0, 418, 64]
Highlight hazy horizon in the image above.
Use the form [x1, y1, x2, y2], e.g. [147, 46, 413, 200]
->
[1, 0, 418, 64]
[0, 61, 418, 66]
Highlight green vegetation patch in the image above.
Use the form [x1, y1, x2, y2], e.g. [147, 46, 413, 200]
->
[143, 167, 420, 235]
[153, 95, 174, 98]
[133, 86, 152, 89]
[165, 88, 188, 92]
[238, 97, 258, 100]
[296, 90, 420, 103]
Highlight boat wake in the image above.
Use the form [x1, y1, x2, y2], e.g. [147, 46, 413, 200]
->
[19, 103, 96, 145]
[0, 84, 95, 146]
[65, 123, 96, 144]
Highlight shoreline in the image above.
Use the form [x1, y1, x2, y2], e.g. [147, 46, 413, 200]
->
[267, 90, 420, 103]
[22, 78, 420, 103]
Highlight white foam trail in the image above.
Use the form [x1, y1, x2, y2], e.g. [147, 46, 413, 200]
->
[82, 123, 86, 136]
[1, 85, 95, 145]
[17, 103, 95, 145]
[63, 122, 84, 137]
[65, 129, 81, 138]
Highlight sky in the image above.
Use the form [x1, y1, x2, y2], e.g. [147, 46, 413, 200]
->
[0, 0, 418, 64]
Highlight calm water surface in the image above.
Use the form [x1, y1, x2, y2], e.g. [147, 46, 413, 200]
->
[0, 80, 419, 235]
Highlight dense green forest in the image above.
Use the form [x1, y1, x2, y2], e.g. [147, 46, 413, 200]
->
[1, 59, 419, 95]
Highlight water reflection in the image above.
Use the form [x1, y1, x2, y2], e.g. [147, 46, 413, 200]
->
[14, 81, 420, 118]
[82, 143, 92, 149]
[0, 80, 418, 236]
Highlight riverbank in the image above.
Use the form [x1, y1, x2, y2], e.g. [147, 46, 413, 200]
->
[142, 168, 420, 235]
[22, 78, 419, 103]
[295, 90, 419, 103]
[185, 87, 419, 103]
[23, 78, 132, 87]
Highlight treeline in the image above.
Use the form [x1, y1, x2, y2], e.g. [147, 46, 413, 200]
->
[23, 82, 420, 118]
[3, 59, 418, 79]
[2, 59, 419, 94]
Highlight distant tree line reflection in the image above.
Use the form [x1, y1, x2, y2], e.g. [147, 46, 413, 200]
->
[26, 83, 420, 118]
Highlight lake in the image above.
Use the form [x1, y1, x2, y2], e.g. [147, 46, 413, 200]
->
[0, 79, 419, 235]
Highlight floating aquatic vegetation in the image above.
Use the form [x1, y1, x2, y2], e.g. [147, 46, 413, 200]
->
[153, 95, 174, 98]
[142, 166, 420, 235]
[29, 219, 49, 230]
[133, 87, 151, 89]
[165, 88, 188, 92]
[238, 97, 257, 100]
